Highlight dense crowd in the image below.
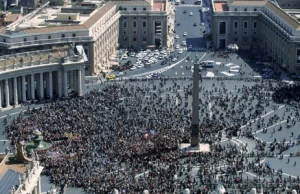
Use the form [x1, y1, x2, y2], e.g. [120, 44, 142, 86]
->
[4, 78, 300, 193]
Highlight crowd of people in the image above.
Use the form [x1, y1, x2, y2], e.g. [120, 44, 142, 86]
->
[4, 78, 300, 193]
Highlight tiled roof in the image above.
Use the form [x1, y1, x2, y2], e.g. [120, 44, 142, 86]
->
[264, 1, 300, 30]
[230, 0, 267, 6]
[82, 2, 116, 28]
[23, 25, 87, 35]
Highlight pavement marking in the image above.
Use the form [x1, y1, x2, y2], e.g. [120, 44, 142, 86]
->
[240, 105, 285, 130]
[245, 171, 258, 178]
[220, 71, 236, 77]
[206, 72, 215, 77]
[215, 62, 221, 65]
[229, 69, 239, 72]
[225, 63, 234, 67]
[253, 117, 290, 135]
[230, 65, 240, 69]
[132, 52, 192, 77]
[0, 140, 9, 142]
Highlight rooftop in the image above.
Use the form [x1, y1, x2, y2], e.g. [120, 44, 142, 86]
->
[153, 2, 166, 12]
[214, 2, 228, 12]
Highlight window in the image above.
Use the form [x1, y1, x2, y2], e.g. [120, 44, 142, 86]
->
[219, 21, 226, 35]
[48, 35, 51, 39]
[133, 37, 137, 41]
[124, 8, 127, 10]
[253, 21, 257, 29]
[133, 8, 136, 11]
[234, 31, 238, 35]
[62, 34, 65, 38]
[243, 21, 248, 29]
[142, 30, 147, 35]
[34, 37, 38, 40]
[234, 21, 238, 28]
[234, 8, 237, 11]
[132, 30, 137, 35]
[3, 39, 5, 43]
[123, 37, 127, 41]
[243, 37, 248, 42]
[123, 21, 127, 28]
[254, 8, 257, 11]
[233, 37, 238, 42]
[24, 38, 27, 42]
[123, 31, 127, 35]
[143, 21, 147, 28]
[244, 8, 247, 11]
[143, 37, 147, 42]
[297, 49, 300, 63]
[69, 16, 71, 20]
[143, 8, 146, 11]
[243, 31, 248, 35]
[133, 21, 137, 28]
[143, 17, 146, 19]
[72, 33, 76, 37]
[253, 31, 257, 35]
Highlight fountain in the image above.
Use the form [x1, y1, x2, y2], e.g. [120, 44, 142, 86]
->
[25, 130, 52, 151]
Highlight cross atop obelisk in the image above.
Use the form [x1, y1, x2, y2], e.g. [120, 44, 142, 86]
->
[191, 61, 200, 147]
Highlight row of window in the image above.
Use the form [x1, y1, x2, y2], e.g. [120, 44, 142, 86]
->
[234, 8, 257, 11]
[233, 37, 257, 42]
[234, 21, 257, 29]
[123, 37, 147, 42]
[281, 4, 298, 7]
[233, 31, 257, 35]
[119, 7, 147, 11]
[123, 21, 147, 28]
[2, 33, 77, 43]
[123, 30, 147, 35]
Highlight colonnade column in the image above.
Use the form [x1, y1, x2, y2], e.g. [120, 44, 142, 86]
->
[13, 77, 18, 105]
[49, 71, 53, 99]
[78, 68, 82, 96]
[31, 74, 35, 100]
[39, 73, 44, 100]
[22, 75, 26, 102]
[63, 70, 68, 97]
[57, 70, 62, 98]
[5, 79, 9, 107]
[0, 82, 2, 108]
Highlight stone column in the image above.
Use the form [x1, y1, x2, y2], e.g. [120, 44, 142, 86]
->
[73, 70, 77, 93]
[31, 74, 35, 100]
[13, 77, 18, 105]
[39, 73, 44, 100]
[191, 62, 200, 147]
[69, 70, 74, 90]
[0, 81, 2, 108]
[26, 76, 30, 100]
[63, 70, 68, 97]
[9, 79, 13, 104]
[22, 76, 26, 102]
[78, 68, 82, 96]
[49, 71, 53, 99]
[17, 77, 22, 102]
[5, 79, 9, 107]
[57, 70, 62, 98]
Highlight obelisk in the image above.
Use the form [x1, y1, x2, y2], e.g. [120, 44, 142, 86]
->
[191, 61, 200, 147]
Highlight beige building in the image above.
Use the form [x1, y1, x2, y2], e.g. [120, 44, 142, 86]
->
[211, 0, 300, 74]
[0, 0, 174, 75]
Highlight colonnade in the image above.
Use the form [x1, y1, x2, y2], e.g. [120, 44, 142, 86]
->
[0, 67, 84, 108]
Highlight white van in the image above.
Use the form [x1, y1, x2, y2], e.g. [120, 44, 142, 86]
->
[175, 0, 180, 5]
[201, 60, 215, 67]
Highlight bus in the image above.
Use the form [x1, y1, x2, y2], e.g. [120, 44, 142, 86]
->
[201, 60, 215, 68]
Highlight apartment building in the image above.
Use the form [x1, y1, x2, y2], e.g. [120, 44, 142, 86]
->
[211, 0, 300, 74]
[0, 0, 173, 75]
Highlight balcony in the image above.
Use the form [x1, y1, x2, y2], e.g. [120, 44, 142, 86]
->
[0, 36, 93, 49]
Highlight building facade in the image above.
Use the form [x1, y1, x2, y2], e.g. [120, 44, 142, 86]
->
[211, 0, 300, 74]
[0, 0, 173, 75]
[0, 45, 86, 107]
